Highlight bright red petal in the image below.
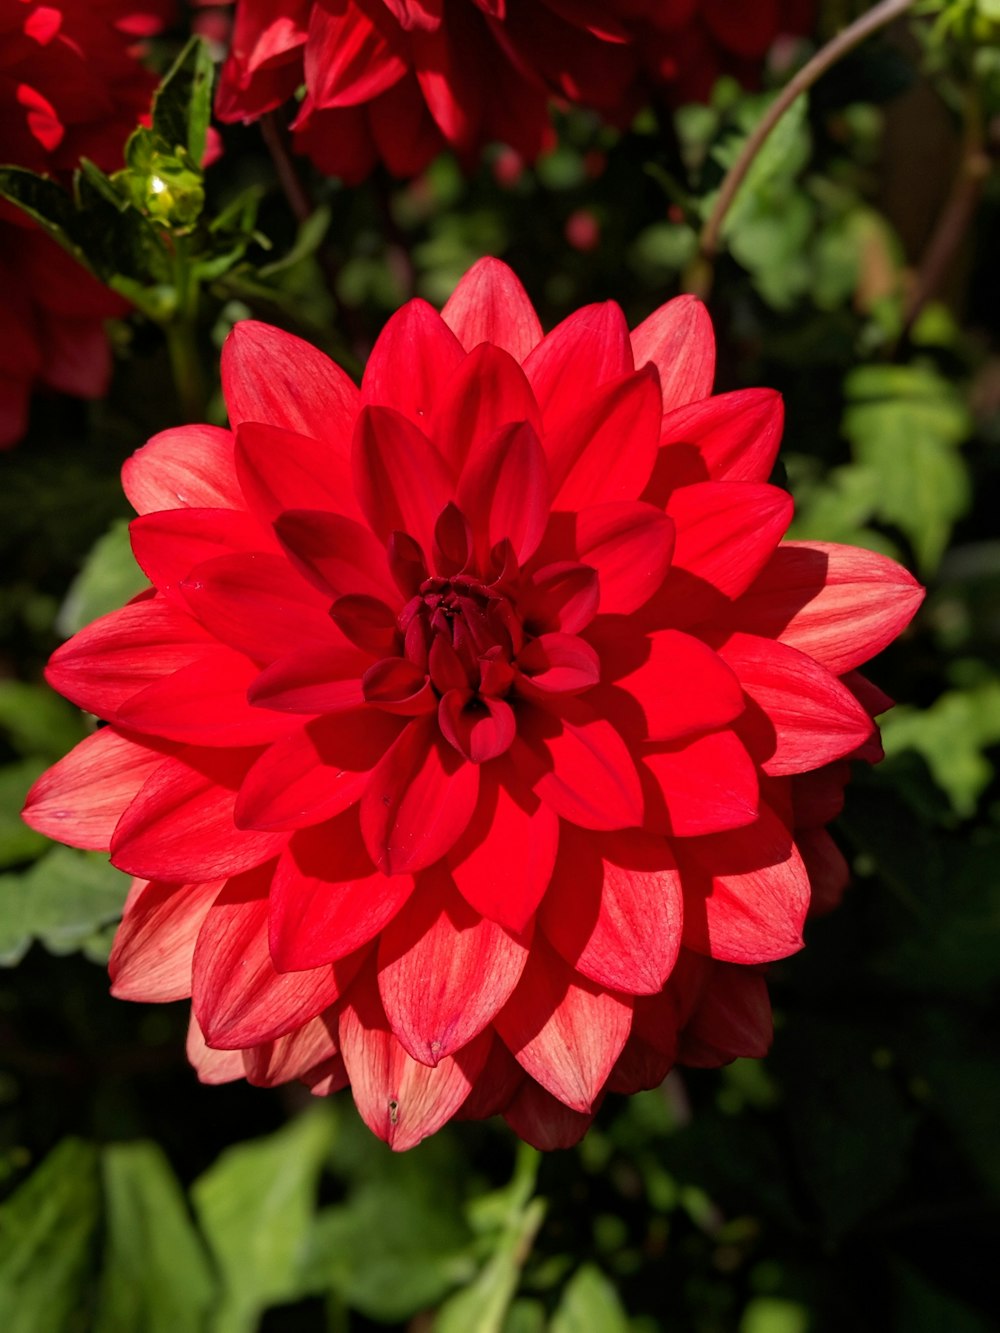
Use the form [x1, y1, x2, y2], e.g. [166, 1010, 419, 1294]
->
[361, 716, 480, 874]
[457, 420, 551, 565]
[269, 811, 416, 969]
[524, 302, 633, 432]
[378, 869, 529, 1064]
[630, 294, 715, 411]
[353, 406, 455, 560]
[235, 421, 363, 524]
[575, 501, 675, 614]
[361, 298, 464, 420]
[495, 938, 632, 1112]
[643, 728, 759, 837]
[274, 509, 397, 603]
[540, 827, 683, 995]
[728, 542, 925, 675]
[440, 257, 543, 362]
[23, 728, 166, 850]
[648, 388, 784, 497]
[110, 879, 222, 1002]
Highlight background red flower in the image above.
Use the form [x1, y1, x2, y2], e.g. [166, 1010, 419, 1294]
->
[0, 0, 172, 447]
[23, 258, 923, 1150]
[215, 0, 814, 181]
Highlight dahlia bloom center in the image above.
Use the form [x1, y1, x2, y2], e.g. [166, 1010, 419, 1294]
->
[349, 497, 602, 770]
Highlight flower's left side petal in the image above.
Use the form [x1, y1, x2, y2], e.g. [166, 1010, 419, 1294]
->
[222, 319, 360, 440]
[110, 879, 223, 1002]
[122, 425, 243, 515]
[23, 728, 167, 850]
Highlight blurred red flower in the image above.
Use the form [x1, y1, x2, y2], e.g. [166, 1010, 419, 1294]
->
[24, 259, 922, 1149]
[0, 0, 171, 447]
[215, 0, 813, 181]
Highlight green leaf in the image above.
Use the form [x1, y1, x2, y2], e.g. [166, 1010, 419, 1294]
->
[842, 363, 972, 573]
[94, 1142, 216, 1333]
[57, 520, 149, 639]
[551, 1265, 630, 1333]
[0, 681, 85, 760]
[880, 679, 1000, 818]
[152, 37, 215, 166]
[0, 847, 131, 965]
[713, 93, 811, 239]
[434, 1145, 546, 1333]
[0, 760, 47, 869]
[191, 1107, 335, 1333]
[0, 1139, 102, 1333]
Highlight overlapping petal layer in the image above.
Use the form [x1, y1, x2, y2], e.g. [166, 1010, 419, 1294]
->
[24, 258, 923, 1149]
[215, 0, 814, 180]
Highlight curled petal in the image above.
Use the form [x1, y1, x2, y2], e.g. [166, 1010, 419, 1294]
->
[438, 690, 516, 763]
[517, 633, 600, 696]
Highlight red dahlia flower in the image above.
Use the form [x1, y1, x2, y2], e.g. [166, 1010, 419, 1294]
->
[215, 0, 813, 182]
[24, 259, 923, 1150]
[0, 0, 171, 446]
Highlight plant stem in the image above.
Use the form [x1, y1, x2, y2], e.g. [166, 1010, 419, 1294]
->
[698, 0, 919, 265]
[904, 86, 992, 328]
[261, 111, 314, 226]
[166, 316, 208, 421]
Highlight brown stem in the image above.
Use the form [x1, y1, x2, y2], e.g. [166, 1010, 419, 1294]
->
[904, 98, 992, 327]
[260, 111, 314, 226]
[699, 0, 919, 265]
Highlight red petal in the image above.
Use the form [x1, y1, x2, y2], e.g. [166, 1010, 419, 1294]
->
[717, 632, 875, 775]
[643, 729, 759, 837]
[249, 641, 371, 713]
[519, 562, 600, 635]
[23, 728, 165, 850]
[364, 658, 436, 716]
[448, 767, 559, 933]
[678, 963, 773, 1066]
[187, 1015, 245, 1085]
[304, 0, 406, 107]
[115, 650, 291, 747]
[438, 690, 516, 762]
[122, 425, 244, 514]
[540, 827, 683, 995]
[575, 501, 675, 614]
[679, 805, 811, 964]
[514, 704, 644, 832]
[235, 710, 403, 832]
[456, 1036, 525, 1121]
[495, 938, 632, 1112]
[222, 320, 360, 441]
[457, 420, 550, 565]
[546, 365, 662, 507]
[130, 507, 271, 601]
[378, 869, 529, 1064]
[353, 406, 455, 559]
[524, 302, 633, 432]
[630, 294, 715, 411]
[275, 509, 396, 603]
[440, 257, 543, 362]
[651, 481, 793, 627]
[180, 552, 339, 663]
[235, 421, 363, 524]
[269, 811, 415, 969]
[338, 981, 489, 1150]
[193, 867, 357, 1048]
[728, 542, 925, 675]
[600, 628, 745, 742]
[503, 1079, 596, 1150]
[331, 594, 400, 657]
[361, 298, 464, 419]
[110, 879, 222, 1002]
[648, 389, 784, 498]
[244, 1013, 340, 1087]
[431, 333, 542, 475]
[516, 633, 600, 696]
[45, 599, 213, 718]
[111, 749, 286, 881]
[361, 716, 480, 874]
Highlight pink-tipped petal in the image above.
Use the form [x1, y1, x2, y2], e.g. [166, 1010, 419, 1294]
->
[110, 879, 222, 1002]
[122, 425, 244, 515]
[541, 827, 683, 995]
[496, 938, 632, 1113]
[630, 294, 715, 410]
[441, 257, 543, 362]
[378, 869, 529, 1065]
